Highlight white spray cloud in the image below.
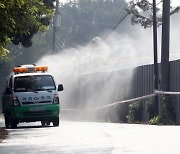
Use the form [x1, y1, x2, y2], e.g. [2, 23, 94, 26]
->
[36, 13, 180, 121]
[36, 24, 155, 121]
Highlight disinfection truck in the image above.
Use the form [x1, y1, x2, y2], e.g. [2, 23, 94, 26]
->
[2, 64, 63, 128]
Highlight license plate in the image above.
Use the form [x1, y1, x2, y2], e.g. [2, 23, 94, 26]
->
[30, 107, 45, 112]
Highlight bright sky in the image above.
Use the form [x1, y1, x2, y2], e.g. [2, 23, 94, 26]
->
[166, 0, 180, 6]
[151, 0, 180, 7]
[60, 0, 180, 6]
[171, 0, 180, 6]
[125, 0, 180, 6]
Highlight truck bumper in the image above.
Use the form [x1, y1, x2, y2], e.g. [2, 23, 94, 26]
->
[11, 104, 60, 122]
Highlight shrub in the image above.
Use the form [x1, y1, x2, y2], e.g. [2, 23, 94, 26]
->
[149, 115, 165, 125]
[149, 115, 174, 125]
[126, 101, 143, 123]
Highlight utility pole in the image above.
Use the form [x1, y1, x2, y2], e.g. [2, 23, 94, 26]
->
[52, 0, 61, 53]
[160, 0, 170, 115]
[153, 0, 159, 116]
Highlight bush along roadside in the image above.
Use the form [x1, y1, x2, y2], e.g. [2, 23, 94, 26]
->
[126, 96, 176, 125]
[126, 101, 143, 123]
[149, 95, 176, 125]
[126, 98, 153, 123]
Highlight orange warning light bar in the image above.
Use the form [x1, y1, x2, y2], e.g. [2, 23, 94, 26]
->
[35, 66, 48, 72]
[13, 67, 28, 73]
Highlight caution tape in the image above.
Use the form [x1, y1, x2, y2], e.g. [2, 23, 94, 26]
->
[61, 93, 155, 111]
[154, 90, 180, 95]
[61, 90, 180, 112]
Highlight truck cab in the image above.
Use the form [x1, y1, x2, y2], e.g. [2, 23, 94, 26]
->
[2, 64, 63, 128]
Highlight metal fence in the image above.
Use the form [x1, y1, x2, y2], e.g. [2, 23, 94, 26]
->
[131, 64, 154, 98]
[130, 59, 180, 124]
[60, 59, 180, 123]
[169, 60, 180, 124]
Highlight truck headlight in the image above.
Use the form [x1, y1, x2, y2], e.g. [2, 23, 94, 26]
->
[13, 96, 20, 106]
[53, 94, 59, 104]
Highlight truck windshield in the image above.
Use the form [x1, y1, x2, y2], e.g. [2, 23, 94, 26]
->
[14, 75, 56, 92]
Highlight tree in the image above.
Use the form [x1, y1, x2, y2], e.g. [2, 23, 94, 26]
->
[125, 0, 180, 28]
[0, 0, 55, 59]
[58, 0, 127, 48]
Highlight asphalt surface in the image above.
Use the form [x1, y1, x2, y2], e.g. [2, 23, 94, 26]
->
[0, 120, 112, 154]
[1, 119, 180, 154]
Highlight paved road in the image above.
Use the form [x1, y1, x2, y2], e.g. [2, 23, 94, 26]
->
[1, 119, 180, 154]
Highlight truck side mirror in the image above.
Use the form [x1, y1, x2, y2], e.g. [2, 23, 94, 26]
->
[5, 87, 12, 94]
[58, 84, 64, 91]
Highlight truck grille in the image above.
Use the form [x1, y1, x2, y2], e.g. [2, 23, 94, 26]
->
[23, 110, 52, 117]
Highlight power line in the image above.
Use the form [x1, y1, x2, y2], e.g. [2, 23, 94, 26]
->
[81, 0, 104, 20]
[60, 0, 129, 46]
[110, 2, 127, 27]
[111, 12, 129, 31]
[78, 0, 128, 32]
[56, 35, 72, 49]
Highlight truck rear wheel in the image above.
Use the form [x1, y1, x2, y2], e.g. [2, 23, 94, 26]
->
[52, 117, 59, 127]
[41, 121, 46, 127]
[41, 121, 50, 127]
[10, 119, 18, 129]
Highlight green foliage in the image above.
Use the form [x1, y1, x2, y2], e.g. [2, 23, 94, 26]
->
[0, 0, 129, 93]
[161, 95, 175, 124]
[0, 46, 9, 59]
[147, 98, 158, 119]
[59, 0, 127, 47]
[149, 115, 173, 125]
[149, 115, 164, 125]
[149, 95, 175, 125]
[126, 0, 180, 28]
[126, 101, 143, 123]
[8, 31, 53, 65]
[0, 0, 55, 59]
[126, 95, 175, 125]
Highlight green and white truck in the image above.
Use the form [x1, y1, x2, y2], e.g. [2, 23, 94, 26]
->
[2, 64, 63, 128]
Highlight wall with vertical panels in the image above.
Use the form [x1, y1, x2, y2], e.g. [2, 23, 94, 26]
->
[131, 64, 154, 98]
[169, 60, 180, 124]
[130, 59, 180, 123]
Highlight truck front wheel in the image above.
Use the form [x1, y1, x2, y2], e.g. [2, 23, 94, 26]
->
[52, 117, 59, 127]
[4, 115, 10, 129]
